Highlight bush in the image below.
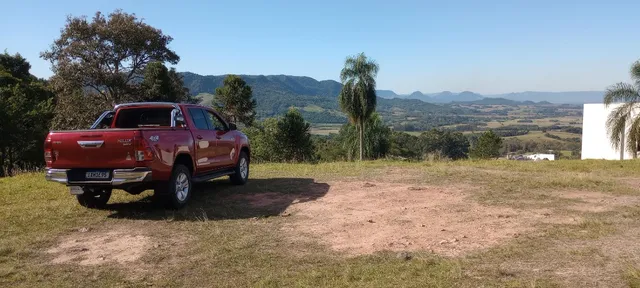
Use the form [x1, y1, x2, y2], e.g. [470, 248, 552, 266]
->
[470, 130, 502, 159]
[419, 129, 470, 160]
[337, 113, 391, 160]
[242, 108, 315, 163]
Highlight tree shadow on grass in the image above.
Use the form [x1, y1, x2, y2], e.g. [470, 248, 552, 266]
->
[104, 178, 330, 221]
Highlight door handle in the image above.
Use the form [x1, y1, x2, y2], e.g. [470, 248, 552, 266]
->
[196, 135, 203, 140]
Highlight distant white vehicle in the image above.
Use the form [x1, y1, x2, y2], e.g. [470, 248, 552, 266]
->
[525, 154, 555, 161]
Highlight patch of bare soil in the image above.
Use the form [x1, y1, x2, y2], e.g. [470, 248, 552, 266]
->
[554, 190, 640, 213]
[47, 226, 151, 266]
[271, 181, 579, 257]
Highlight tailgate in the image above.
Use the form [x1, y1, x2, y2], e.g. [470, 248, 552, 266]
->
[47, 129, 140, 169]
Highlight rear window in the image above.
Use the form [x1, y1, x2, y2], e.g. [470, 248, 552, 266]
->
[113, 108, 173, 128]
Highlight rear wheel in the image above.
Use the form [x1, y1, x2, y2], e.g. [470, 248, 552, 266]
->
[165, 164, 192, 209]
[230, 151, 249, 185]
[76, 187, 112, 209]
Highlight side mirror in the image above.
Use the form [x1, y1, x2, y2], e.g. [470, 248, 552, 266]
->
[228, 123, 237, 130]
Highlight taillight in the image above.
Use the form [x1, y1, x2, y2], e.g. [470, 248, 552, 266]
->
[44, 137, 54, 165]
[133, 136, 154, 162]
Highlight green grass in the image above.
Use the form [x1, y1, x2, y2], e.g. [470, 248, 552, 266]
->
[310, 123, 342, 135]
[484, 116, 582, 129]
[2, 160, 640, 287]
[625, 266, 640, 288]
[302, 105, 325, 113]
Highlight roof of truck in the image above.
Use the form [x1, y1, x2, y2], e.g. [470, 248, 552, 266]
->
[113, 102, 214, 110]
[114, 102, 180, 109]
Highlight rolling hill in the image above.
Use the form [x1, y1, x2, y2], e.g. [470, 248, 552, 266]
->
[180, 72, 470, 128]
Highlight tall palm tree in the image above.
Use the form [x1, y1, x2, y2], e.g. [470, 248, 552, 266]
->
[604, 60, 640, 158]
[338, 52, 379, 161]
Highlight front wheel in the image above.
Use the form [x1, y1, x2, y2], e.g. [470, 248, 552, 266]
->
[230, 151, 249, 185]
[76, 187, 112, 209]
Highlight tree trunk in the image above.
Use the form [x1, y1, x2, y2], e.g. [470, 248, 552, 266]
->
[0, 146, 5, 178]
[7, 147, 13, 177]
[359, 121, 364, 161]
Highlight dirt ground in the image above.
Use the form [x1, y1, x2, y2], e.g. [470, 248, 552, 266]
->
[40, 173, 640, 286]
[47, 180, 640, 262]
[238, 181, 603, 257]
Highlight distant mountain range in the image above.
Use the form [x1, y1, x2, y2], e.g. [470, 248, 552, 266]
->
[375, 89, 604, 104]
[181, 72, 603, 105]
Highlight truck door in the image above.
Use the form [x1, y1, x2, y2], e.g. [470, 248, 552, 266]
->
[202, 109, 236, 168]
[187, 108, 217, 173]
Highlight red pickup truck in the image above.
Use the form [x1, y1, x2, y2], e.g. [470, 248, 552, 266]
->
[44, 102, 251, 209]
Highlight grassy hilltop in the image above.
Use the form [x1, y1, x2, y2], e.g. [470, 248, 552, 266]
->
[2, 160, 640, 287]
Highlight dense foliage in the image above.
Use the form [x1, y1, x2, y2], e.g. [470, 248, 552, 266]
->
[470, 130, 503, 159]
[420, 129, 470, 160]
[336, 113, 390, 160]
[242, 109, 315, 163]
[213, 75, 257, 126]
[0, 53, 55, 176]
[42, 10, 195, 130]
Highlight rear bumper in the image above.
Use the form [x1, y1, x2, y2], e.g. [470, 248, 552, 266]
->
[45, 168, 153, 186]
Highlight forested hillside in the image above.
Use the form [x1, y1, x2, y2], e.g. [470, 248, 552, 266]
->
[181, 72, 473, 127]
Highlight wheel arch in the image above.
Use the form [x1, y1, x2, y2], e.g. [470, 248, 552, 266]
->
[174, 153, 195, 175]
[240, 145, 250, 162]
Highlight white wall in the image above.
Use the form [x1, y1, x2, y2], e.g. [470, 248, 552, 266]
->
[581, 103, 637, 160]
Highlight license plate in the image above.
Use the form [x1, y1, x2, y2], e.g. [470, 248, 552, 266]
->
[85, 171, 110, 179]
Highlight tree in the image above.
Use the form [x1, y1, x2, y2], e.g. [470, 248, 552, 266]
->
[241, 109, 315, 163]
[389, 131, 422, 160]
[419, 129, 470, 160]
[276, 108, 315, 162]
[41, 10, 180, 105]
[141, 61, 192, 103]
[470, 130, 503, 159]
[213, 75, 256, 126]
[338, 52, 379, 161]
[0, 52, 55, 176]
[603, 60, 640, 158]
[338, 113, 390, 160]
[41, 10, 191, 129]
[242, 118, 280, 163]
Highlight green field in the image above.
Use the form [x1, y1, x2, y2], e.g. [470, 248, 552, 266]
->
[2, 160, 640, 287]
[504, 130, 580, 142]
[310, 123, 342, 135]
[484, 116, 582, 129]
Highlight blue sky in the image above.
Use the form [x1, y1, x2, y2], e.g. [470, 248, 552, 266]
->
[2, 0, 640, 94]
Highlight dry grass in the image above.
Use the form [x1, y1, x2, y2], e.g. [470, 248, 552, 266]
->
[2, 160, 640, 287]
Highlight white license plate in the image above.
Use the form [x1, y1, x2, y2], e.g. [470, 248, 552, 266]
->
[85, 171, 110, 179]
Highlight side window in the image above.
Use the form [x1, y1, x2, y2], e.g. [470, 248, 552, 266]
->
[203, 110, 228, 131]
[188, 108, 209, 130]
[96, 113, 114, 129]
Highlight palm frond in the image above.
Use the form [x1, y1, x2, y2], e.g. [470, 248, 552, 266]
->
[603, 83, 640, 106]
[605, 102, 637, 150]
[626, 114, 640, 157]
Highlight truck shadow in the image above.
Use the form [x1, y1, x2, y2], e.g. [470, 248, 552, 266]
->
[104, 178, 330, 221]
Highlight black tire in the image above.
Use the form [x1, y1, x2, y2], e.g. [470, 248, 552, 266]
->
[165, 164, 192, 209]
[230, 151, 249, 185]
[76, 187, 112, 209]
